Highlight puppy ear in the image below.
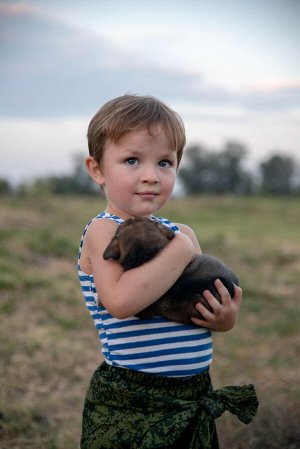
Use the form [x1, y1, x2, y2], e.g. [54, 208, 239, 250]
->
[155, 222, 175, 241]
[103, 236, 121, 260]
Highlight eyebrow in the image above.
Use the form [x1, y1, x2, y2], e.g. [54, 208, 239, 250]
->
[121, 148, 176, 158]
[160, 151, 177, 160]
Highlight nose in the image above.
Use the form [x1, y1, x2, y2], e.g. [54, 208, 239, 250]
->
[140, 165, 159, 183]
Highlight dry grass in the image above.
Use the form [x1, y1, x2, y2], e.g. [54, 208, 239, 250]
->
[0, 194, 299, 448]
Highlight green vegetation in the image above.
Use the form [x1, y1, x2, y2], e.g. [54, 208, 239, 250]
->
[0, 195, 299, 448]
[1, 147, 300, 197]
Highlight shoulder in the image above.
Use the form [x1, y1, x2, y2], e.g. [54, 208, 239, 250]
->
[175, 223, 197, 240]
[85, 217, 119, 254]
[175, 223, 202, 253]
[86, 216, 119, 238]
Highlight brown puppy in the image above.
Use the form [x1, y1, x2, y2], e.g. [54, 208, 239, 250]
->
[103, 217, 239, 324]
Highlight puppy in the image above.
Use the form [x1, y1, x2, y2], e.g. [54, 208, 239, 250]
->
[103, 217, 239, 324]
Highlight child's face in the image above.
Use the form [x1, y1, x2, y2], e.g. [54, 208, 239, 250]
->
[98, 127, 177, 219]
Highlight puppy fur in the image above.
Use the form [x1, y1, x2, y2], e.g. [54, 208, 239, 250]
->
[103, 217, 239, 324]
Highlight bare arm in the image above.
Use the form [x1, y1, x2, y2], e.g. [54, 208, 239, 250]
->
[178, 223, 242, 332]
[85, 219, 195, 319]
[176, 223, 202, 254]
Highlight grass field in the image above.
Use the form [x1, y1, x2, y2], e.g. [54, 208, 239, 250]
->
[0, 194, 299, 448]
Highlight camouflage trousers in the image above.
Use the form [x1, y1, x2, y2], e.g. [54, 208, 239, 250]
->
[81, 362, 258, 449]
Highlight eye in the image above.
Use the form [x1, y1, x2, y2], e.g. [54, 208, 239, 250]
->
[159, 159, 172, 168]
[125, 157, 138, 166]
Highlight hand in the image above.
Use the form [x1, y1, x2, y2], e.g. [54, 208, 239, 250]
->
[191, 279, 242, 332]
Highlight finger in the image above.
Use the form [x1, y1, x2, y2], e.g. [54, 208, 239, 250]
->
[202, 289, 222, 310]
[214, 279, 231, 304]
[191, 316, 213, 329]
[195, 301, 216, 321]
[233, 284, 243, 305]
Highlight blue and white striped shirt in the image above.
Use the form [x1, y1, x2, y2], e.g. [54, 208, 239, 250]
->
[78, 212, 213, 377]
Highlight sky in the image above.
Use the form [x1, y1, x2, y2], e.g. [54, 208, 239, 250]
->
[1, 0, 300, 185]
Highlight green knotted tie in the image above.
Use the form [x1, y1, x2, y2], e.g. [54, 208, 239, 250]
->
[199, 383, 259, 424]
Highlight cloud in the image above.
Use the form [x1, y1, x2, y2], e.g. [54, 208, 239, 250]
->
[0, 6, 206, 117]
[0, 1, 38, 16]
[241, 84, 300, 111]
[1, 3, 299, 120]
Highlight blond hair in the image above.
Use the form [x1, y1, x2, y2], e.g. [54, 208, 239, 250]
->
[87, 94, 186, 166]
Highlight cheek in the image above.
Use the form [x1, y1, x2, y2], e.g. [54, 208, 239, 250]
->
[106, 169, 133, 187]
[162, 172, 176, 191]
[106, 174, 133, 197]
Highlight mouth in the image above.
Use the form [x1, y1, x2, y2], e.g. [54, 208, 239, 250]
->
[137, 192, 159, 198]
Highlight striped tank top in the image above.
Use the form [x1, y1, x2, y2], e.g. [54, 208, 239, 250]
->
[78, 212, 213, 377]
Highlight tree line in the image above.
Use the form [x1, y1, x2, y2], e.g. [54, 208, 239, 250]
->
[1, 142, 299, 196]
[178, 141, 300, 195]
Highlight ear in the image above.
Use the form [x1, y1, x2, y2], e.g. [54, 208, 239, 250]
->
[85, 156, 105, 186]
[155, 222, 175, 241]
[103, 236, 121, 260]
